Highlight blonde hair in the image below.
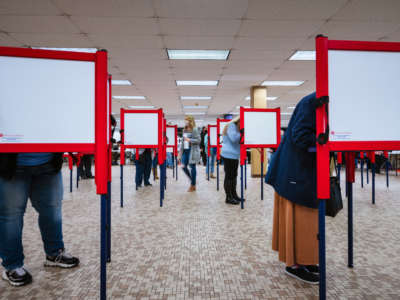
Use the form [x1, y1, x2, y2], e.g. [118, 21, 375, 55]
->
[222, 116, 240, 136]
[185, 115, 196, 130]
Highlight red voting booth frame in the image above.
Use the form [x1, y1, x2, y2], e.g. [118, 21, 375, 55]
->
[119, 108, 167, 208]
[207, 124, 218, 157]
[316, 36, 400, 300]
[238, 107, 281, 208]
[166, 124, 178, 157]
[119, 108, 164, 165]
[0, 46, 110, 300]
[216, 119, 230, 191]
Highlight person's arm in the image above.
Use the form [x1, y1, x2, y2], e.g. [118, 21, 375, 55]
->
[189, 129, 201, 145]
[227, 123, 241, 144]
[291, 103, 316, 150]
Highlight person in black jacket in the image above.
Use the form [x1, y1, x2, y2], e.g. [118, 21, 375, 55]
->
[265, 92, 319, 284]
[0, 153, 79, 287]
[200, 126, 207, 166]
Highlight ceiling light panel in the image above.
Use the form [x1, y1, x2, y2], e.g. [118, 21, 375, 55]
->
[32, 47, 97, 53]
[289, 50, 316, 61]
[129, 105, 155, 109]
[113, 96, 146, 100]
[262, 81, 304, 86]
[168, 49, 230, 60]
[183, 106, 208, 109]
[112, 80, 133, 86]
[180, 96, 212, 100]
[176, 80, 219, 86]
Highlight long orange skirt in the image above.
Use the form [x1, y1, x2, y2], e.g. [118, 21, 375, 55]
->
[272, 192, 319, 266]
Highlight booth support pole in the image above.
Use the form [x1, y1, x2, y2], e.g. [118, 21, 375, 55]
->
[217, 160, 220, 191]
[76, 166, 79, 189]
[372, 164, 376, 204]
[70, 169, 73, 193]
[361, 159, 364, 188]
[386, 160, 389, 188]
[240, 164, 244, 209]
[120, 165, 123, 208]
[260, 149, 264, 200]
[172, 156, 175, 179]
[345, 152, 355, 268]
[176, 156, 178, 181]
[107, 181, 111, 263]
[318, 199, 326, 300]
[244, 158, 247, 190]
[100, 194, 107, 300]
[366, 162, 369, 184]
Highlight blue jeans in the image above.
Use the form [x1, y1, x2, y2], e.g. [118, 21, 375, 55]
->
[181, 149, 196, 186]
[166, 152, 173, 167]
[0, 162, 64, 270]
[207, 148, 217, 174]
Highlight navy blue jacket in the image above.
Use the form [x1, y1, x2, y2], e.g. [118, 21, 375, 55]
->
[265, 92, 318, 209]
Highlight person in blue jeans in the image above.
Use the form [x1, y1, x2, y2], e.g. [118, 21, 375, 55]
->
[135, 149, 152, 188]
[179, 115, 201, 192]
[204, 132, 217, 178]
[0, 153, 79, 287]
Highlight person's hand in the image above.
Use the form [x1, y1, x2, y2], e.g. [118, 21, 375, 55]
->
[184, 137, 190, 142]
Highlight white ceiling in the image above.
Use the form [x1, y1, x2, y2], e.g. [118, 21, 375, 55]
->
[1, 0, 400, 127]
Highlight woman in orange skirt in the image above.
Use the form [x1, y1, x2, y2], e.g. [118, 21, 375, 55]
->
[265, 92, 319, 284]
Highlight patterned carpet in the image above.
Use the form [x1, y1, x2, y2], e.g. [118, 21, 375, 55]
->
[1, 164, 399, 299]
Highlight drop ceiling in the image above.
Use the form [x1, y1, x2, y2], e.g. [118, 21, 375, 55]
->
[1, 0, 400, 127]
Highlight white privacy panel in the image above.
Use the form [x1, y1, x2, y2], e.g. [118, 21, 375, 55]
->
[166, 127, 176, 146]
[328, 50, 400, 142]
[124, 113, 158, 146]
[218, 122, 229, 144]
[209, 126, 217, 147]
[0, 56, 95, 143]
[244, 111, 277, 145]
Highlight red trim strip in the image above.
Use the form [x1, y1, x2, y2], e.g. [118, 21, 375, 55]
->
[328, 40, 400, 52]
[0, 144, 95, 153]
[0, 46, 96, 61]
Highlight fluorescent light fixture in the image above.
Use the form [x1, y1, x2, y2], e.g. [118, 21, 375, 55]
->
[111, 80, 132, 86]
[167, 49, 229, 60]
[245, 96, 278, 101]
[230, 112, 240, 115]
[184, 112, 206, 115]
[113, 96, 146, 100]
[287, 106, 296, 109]
[129, 105, 155, 109]
[281, 112, 292, 115]
[32, 47, 97, 53]
[195, 119, 204, 122]
[183, 105, 208, 109]
[180, 96, 212, 100]
[262, 81, 304, 86]
[176, 80, 218, 86]
[289, 50, 316, 61]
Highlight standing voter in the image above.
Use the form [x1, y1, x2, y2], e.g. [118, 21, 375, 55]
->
[178, 115, 200, 192]
[0, 153, 79, 286]
[265, 92, 319, 284]
[220, 116, 243, 205]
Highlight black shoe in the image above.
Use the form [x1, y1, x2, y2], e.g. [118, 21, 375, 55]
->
[231, 179, 245, 202]
[2, 267, 32, 287]
[285, 266, 319, 285]
[44, 249, 80, 268]
[86, 175, 94, 179]
[225, 197, 239, 205]
[304, 265, 319, 274]
[144, 183, 152, 187]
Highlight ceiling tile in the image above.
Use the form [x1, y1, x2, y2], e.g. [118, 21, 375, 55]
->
[234, 37, 305, 51]
[239, 20, 324, 38]
[0, 32, 23, 46]
[89, 34, 163, 49]
[71, 16, 159, 35]
[246, 0, 348, 20]
[53, 0, 154, 17]
[332, 0, 400, 22]
[10, 33, 93, 47]
[159, 19, 241, 36]
[0, 0, 61, 15]
[154, 0, 248, 19]
[0, 16, 79, 33]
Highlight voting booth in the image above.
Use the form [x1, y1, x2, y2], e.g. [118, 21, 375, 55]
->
[119, 108, 166, 207]
[166, 124, 178, 180]
[0, 46, 110, 300]
[215, 119, 230, 191]
[315, 36, 400, 300]
[239, 107, 281, 208]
